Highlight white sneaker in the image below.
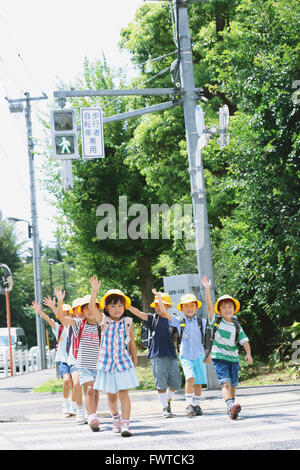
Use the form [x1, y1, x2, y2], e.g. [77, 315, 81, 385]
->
[75, 407, 86, 425]
[121, 420, 132, 437]
[68, 403, 76, 416]
[88, 414, 101, 432]
[62, 403, 70, 416]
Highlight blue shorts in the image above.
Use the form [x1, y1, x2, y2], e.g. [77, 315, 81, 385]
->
[212, 359, 239, 387]
[180, 354, 207, 385]
[58, 362, 76, 378]
[78, 368, 98, 386]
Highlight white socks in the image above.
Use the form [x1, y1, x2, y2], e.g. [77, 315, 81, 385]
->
[193, 395, 201, 406]
[158, 392, 168, 408]
[185, 394, 193, 406]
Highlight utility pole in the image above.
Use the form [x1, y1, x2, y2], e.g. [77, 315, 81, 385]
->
[175, 0, 218, 388]
[52, 0, 220, 387]
[6, 92, 48, 369]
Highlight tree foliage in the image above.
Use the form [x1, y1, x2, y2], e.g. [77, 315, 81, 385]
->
[40, 0, 299, 356]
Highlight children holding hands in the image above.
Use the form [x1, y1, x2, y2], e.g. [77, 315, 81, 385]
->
[32, 270, 253, 432]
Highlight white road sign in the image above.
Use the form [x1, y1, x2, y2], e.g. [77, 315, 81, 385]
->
[80, 108, 105, 159]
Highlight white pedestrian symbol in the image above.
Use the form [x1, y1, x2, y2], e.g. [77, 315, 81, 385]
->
[59, 137, 71, 154]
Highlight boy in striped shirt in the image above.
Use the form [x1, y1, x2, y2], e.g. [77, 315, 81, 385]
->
[201, 276, 253, 419]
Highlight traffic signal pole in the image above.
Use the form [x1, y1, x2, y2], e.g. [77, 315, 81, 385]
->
[53, 0, 220, 388]
[6, 92, 48, 369]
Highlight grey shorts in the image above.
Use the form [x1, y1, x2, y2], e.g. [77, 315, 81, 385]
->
[150, 356, 182, 391]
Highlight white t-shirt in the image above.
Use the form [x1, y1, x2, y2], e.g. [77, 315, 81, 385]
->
[52, 322, 68, 363]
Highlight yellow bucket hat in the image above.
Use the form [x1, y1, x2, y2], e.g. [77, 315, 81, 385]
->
[177, 293, 202, 311]
[214, 295, 240, 315]
[100, 289, 131, 310]
[150, 293, 173, 308]
[70, 297, 82, 314]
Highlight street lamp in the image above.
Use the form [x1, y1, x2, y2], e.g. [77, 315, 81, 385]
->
[7, 217, 32, 239]
[48, 259, 66, 299]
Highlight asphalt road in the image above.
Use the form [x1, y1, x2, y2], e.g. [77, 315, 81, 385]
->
[0, 369, 300, 452]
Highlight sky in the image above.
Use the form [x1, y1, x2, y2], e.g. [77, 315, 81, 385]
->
[0, 0, 144, 251]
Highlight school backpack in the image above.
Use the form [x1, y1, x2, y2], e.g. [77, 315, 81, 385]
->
[97, 316, 133, 349]
[203, 316, 240, 362]
[177, 316, 212, 353]
[141, 314, 160, 349]
[73, 316, 133, 360]
[66, 326, 73, 355]
[55, 324, 64, 351]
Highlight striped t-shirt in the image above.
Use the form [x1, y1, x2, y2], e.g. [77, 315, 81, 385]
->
[97, 317, 134, 373]
[73, 318, 100, 369]
[210, 314, 249, 363]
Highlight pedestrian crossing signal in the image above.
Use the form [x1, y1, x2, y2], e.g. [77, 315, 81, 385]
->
[50, 109, 80, 160]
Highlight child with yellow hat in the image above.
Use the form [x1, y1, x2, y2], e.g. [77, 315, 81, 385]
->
[170, 293, 208, 417]
[201, 276, 253, 420]
[33, 299, 73, 417]
[89, 276, 139, 438]
[129, 289, 182, 418]
[55, 288, 102, 431]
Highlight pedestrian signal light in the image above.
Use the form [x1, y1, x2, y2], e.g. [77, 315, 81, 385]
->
[50, 109, 80, 160]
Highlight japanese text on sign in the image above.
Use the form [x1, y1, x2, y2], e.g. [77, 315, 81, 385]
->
[80, 108, 105, 159]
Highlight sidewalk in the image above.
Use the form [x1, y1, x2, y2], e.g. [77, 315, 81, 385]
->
[0, 368, 299, 420]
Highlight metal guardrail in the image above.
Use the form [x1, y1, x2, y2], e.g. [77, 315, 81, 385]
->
[0, 348, 56, 377]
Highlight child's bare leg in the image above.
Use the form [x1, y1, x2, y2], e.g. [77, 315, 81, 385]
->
[119, 389, 131, 420]
[194, 384, 202, 397]
[107, 392, 118, 415]
[84, 381, 97, 415]
[72, 371, 82, 407]
[221, 381, 233, 401]
[62, 374, 71, 399]
[185, 377, 195, 395]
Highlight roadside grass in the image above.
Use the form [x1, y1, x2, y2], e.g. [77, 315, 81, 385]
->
[33, 358, 299, 393]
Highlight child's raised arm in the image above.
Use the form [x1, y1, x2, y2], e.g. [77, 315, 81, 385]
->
[54, 287, 75, 327]
[152, 289, 172, 320]
[32, 301, 55, 329]
[43, 296, 58, 317]
[201, 276, 214, 320]
[89, 276, 103, 323]
[128, 305, 148, 322]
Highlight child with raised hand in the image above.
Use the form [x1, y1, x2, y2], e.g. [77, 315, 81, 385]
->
[129, 288, 181, 418]
[201, 276, 253, 420]
[170, 293, 208, 417]
[43, 295, 80, 418]
[32, 299, 73, 417]
[54, 286, 102, 432]
[89, 276, 139, 438]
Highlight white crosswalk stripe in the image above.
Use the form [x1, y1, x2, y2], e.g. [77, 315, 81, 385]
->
[0, 402, 300, 450]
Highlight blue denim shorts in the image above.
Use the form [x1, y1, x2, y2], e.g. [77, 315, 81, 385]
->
[212, 359, 239, 387]
[58, 362, 76, 378]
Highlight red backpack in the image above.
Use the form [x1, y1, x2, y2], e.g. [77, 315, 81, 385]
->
[56, 324, 64, 351]
[72, 319, 87, 360]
